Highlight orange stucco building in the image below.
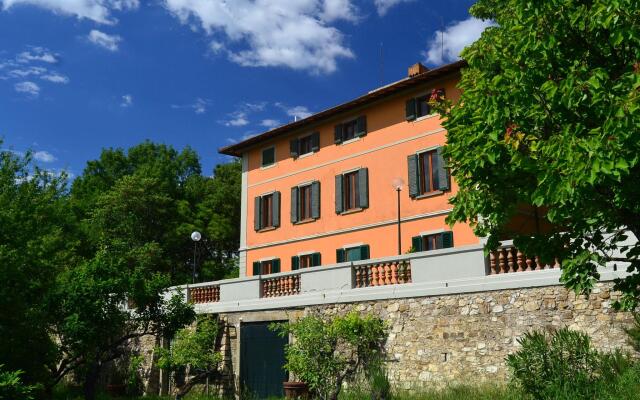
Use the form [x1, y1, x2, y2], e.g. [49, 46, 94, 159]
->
[220, 60, 479, 277]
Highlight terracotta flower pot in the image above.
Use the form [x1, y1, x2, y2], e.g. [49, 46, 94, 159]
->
[283, 381, 309, 399]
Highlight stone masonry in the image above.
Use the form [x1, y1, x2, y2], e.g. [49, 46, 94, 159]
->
[139, 282, 637, 395]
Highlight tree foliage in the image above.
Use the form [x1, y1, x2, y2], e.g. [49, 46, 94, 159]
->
[440, 0, 640, 308]
[273, 312, 387, 400]
[156, 317, 222, 400]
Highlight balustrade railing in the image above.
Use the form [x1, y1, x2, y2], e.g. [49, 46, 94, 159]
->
[488, 245, 560, 274]
[189, 285, 220, 304]
[353, 260, 412, 288]
[262, 274, 301, 297]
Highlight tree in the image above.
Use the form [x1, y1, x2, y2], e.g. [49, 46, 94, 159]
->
[0, 146, 78, 391]
[71, 141, 241, 283]
[156, 317, 222, 400]
[48, 175, 196, 400]
[273, 312, 387, 400]
[439, 0, 640, 308]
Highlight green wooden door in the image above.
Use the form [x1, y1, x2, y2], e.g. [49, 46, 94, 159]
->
[240, 321, 288, 399]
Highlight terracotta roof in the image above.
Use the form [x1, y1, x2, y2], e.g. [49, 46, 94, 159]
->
[219, 60, 466, 157]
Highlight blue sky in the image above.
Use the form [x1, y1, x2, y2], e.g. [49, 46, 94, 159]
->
[0, 0, 488, 177]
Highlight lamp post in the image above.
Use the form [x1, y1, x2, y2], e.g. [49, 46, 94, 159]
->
[392, 178, 404, 255]
[191, 231, 201, 284]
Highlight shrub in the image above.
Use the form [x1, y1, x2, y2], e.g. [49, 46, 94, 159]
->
[0, 365, 37, 400]
[272, 312, 387, 400]
[625, 312, 640, 353]
[506, 328, 634, 400]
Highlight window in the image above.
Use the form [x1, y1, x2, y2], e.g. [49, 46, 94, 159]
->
[290, 132, 320, 158]
[261, 194, 274, 228]
[344, 171, 358, 211]
[334, 116, 367, 144]
[291, 182, 320, 223]
[336, 245, 370, 263]
[407, 147, 449, 198]
[261, 147, 275, 167]
[299, 184, 312, 220]
[335, 168, 368, 214]
[252, 258, 281, 275]
[292, 253, 321, 270]
[411, 232, 453, 252]
[405, 88, 445, 121]
[419, 150, 439, 194]
[254, 192, 281, 231]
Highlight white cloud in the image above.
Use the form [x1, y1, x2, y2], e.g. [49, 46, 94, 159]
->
[33, 150, 56, 162]
[373, 0, 413, 16]
[7, 66, 46, 78]
[423, 17, 495, 65]
[16, 46, 57, 63]
[277, 103, 313, 120]
[0, 0, 139, 24]
[88, 30, 122, 51]
[163, 0, 355, 74]
[120, 94, 133, 107]
[41, 72, 69, 84]
[14, 81, 40, 96]
[260, 119, 281, 128]
[224, 112, 249, 127]
[171, 97, 213, 114]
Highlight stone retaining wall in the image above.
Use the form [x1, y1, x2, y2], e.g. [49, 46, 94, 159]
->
[139, 282, 637, 396]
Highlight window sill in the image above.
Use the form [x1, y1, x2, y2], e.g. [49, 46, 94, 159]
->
[297, 151, 315, 159]
[339, 137, 362, 146]
[293, 218, 317, 225]
[414, 190, 443, 200]
[260, 163, 277, 170]
[411, 113, 439, 123]
[257, 226, 277, 233]
[340, 207, 364, 216]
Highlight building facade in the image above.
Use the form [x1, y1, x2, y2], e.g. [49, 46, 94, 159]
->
[220, 61, 478, 277]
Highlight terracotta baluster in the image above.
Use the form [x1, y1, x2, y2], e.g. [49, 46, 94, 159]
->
[553, 258, 560, 269]
[378, 264, 385, 286]
[525, 256, 533, 271]
[371, 265, 378, 286]
[406, 264, 412, 282]
[355, 266, 362, 288]
[507, 248, 515, 273]
[390, 262, 398, 285]
[498, 250, 506, 273]
[264, 280, 270, 297]
[535, 255, 541, 270]
[516, 250, 524, 272]
[489, 251, 497, 274]
[384, 263, 391, 285]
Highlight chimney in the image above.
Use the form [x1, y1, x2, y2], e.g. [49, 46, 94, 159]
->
[408, 62, 428, 77]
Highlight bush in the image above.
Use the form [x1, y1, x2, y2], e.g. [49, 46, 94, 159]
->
[506, 328, 635, 400]
[0, 365, 37, 400]
[272, 312, 387, 400]
[625, 312, 640, 353]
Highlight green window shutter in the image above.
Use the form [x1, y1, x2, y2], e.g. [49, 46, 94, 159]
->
[334, 124, 344, 144]
[436, 147, 450, 191]
[254, 196, 262, 231]
[336, 248, 345, 263]
[291, 256, 300, 270]
[272, 258, 281, 273]
[407, 154, 419, 198]
[272, 191, 281, 227]
[335, 174, 344, 214]
[441, 231, 454, 249]
[312, 252, 321, 267]
[412, 236, 423, 252]
[356, 115, 367, 137]
[357, 168, 369, 208]
[311, 132, 320, 152]
[360, 245, 370, 260]
[252, 261, 261, 276]
[290, 138, 299, 158]
[406, 98, 417, 121]
[311, 181, 321, 219]
[290, 187, 299, 223]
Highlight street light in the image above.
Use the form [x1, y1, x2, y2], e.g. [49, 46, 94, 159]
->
[392, 178, 404, 255]
[191, 231, 201, 284]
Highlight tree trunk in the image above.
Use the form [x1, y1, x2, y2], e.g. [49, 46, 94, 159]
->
[83, 362, 101, 400]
